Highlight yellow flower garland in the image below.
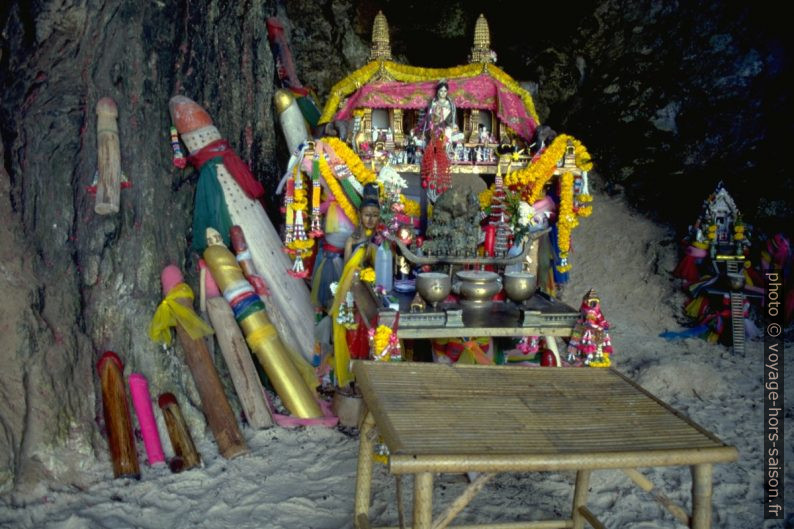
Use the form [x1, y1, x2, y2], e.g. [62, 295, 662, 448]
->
[318, 155, 359, 227]
[359, 267, 376, 283]
[478, 185, 494, 210]
[504, 134, 594, 203]
[504, 134, 570, 203]
[556, 171, 577, 272]
[292, 187, 308, 210]
[290, 239, 315, 251]
[589, 354, 611, 368]
[323, 137, 377, 186]
[373, 325, 393, 358]
[400, 195, 421, 217]
[571, 138, 593, 171]
[319, 60, 540, 125]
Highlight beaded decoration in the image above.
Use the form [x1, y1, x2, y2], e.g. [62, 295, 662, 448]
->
[283, 164, 314, 278]
[170, 126, 187, 169]
[309, 155, 323, 237]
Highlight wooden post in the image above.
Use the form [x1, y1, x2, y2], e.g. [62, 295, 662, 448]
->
[96, 351, 140, 479]
[354, 412, 376, 528]
[172, 300, 248, 459]
[413, 472, 434, 529]
[691, 464, 713, 529]
[158, 393, 201, 472]
[95, 97, 121, 215]
[205, 296, 274, 428]
[161, 266, 248, 460]
[571, 469, 591, 529]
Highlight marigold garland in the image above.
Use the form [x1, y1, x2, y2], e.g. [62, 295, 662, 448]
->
[284, 165, 315, 277]
[503, 134, 593, 205]
[504, 134, 564, 202]
[323, 137, 377, 186]
[399, 195, 420, 217]
[556, 172, 577, 272]
[290, 239, 315, 251]
[373, 324, 393, 358]
[318, 155, 358, 227]
[359, 267, 376, 283]
[571, 138, 593, 171]
[478, 185, 494, 211]
[589, 354, 611, 368]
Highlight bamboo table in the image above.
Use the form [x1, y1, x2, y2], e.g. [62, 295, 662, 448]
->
[352, 362, 737, 529]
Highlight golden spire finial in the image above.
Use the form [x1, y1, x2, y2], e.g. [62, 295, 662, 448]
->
[370, 11, 392, 61]
[470, 14, 496, 64]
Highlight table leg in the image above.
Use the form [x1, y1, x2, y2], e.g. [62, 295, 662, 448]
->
[691, 464, 713, 529]
[571, 469, 591, 529]
[413, 472, 433, 529]
[354, 412, 376, 528]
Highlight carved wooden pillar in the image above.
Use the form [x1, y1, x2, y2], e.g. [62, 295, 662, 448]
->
[362, 108, 373, 138]
[390, 108, 404, 144]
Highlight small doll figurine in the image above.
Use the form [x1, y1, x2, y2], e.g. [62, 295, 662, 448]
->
[566, 289, 614, 367]
[344, 183, 381, 264]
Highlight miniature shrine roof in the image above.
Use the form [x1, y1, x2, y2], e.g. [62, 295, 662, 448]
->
[318, 14, 541, 141]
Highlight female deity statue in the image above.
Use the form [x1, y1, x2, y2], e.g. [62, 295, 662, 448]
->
[421, 81, 456, 199]
[330, 183, 383, 386]
[423, 81, 456, 139]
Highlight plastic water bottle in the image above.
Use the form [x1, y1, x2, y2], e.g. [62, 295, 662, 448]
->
[504, 241, 524, 274]
[375, 241, 393, 293]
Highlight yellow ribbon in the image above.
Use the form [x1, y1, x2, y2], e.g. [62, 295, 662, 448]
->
[245, 322, 279, 349]
[330, 246, 367, 387]
[148, 283, 215, 345]
[246, 323, 320, 397]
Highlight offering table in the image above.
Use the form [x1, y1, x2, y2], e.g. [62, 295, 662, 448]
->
[352, 362, 737, 529]
[353, 281, 579, 365]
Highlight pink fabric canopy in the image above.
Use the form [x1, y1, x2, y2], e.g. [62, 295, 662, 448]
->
[333, 74, 537, 141]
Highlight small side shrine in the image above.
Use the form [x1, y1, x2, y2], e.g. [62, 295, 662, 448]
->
[672, 182, 757, 353]
[277, 13, 598, 387]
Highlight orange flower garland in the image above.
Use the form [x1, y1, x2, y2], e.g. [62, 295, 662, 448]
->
[504, 134, 569, 202]
[556, 171, 577, 272]
[318, 154, 359, 227]
[323, 137, 377, 186]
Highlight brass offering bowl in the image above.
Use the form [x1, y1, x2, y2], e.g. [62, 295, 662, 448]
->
[455, 270, 501, 309]
[416, 272, 451, 309]
[503, 271, 536, 304]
